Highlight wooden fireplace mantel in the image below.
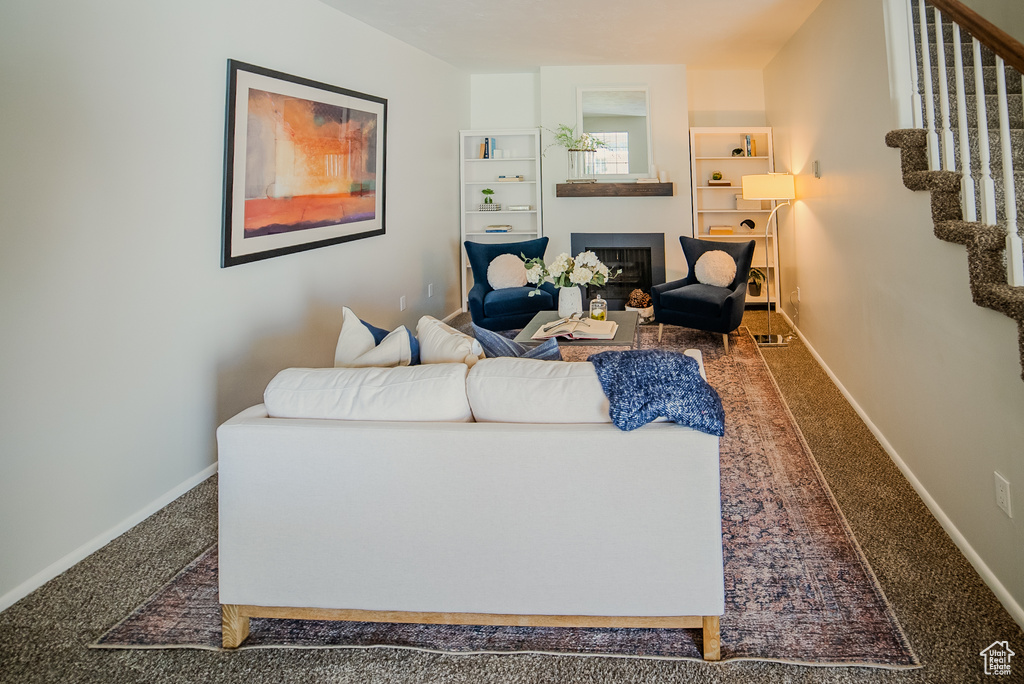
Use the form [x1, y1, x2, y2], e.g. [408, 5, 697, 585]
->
[555, 182, 674, 198]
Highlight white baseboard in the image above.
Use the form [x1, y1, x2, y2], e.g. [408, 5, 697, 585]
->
[0, 462, 218, 614]
[442, 307, 464, 324]
[780, 313, 1024, 629]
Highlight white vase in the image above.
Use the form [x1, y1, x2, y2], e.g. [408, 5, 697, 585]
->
[558, 286, 583, 317]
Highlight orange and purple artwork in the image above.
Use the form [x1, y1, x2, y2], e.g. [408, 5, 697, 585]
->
[243, 89, 377, 237]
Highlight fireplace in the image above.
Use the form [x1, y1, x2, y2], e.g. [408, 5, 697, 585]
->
[570, 233, 666, 310]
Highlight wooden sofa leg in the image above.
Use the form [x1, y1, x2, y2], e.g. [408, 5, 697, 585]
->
[702, 615, 721, 661]
[722, 333, 729, 354]
[222, 604, 250, 648]
[658, 323, 664, 343]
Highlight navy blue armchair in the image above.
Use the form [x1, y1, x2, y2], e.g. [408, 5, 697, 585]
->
[651, 236, 755, 353]
[464, 237, 557, 331]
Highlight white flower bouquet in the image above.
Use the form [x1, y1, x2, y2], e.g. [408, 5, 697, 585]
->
[521, 251, 620, 295]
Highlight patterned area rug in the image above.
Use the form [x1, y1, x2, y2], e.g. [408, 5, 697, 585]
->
[92, 327, 920, 669]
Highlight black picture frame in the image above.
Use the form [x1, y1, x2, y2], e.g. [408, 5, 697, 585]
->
[222, 60, 387, 267]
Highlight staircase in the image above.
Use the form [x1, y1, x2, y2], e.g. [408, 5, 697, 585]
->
[885, 0, 1024, 380]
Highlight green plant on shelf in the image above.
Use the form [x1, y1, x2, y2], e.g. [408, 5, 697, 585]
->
[481, 188, 494, 204]
[542, 124, 608, 154]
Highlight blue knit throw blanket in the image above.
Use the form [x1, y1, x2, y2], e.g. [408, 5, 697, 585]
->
[588, 350, 725, 435]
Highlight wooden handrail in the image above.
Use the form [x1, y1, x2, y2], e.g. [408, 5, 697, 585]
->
[929, 0, 1024, 74]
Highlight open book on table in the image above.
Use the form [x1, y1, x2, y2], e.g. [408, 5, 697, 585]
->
[532, 315, 618, 341]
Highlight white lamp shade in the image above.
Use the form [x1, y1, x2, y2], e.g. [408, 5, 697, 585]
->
[741, 173, 796, 200]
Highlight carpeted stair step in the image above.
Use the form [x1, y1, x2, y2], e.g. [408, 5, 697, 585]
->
[963, 129, 1024, 173]
[971, 281, 1024, 319]
[921, 91, 1024, 129]
[961, 172, 1024, 225]
[932, 65, 1024, 98]
[917, 33, 1000, 69]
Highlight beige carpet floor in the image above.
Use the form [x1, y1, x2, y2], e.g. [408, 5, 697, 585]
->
[0, 310, 1021, 682]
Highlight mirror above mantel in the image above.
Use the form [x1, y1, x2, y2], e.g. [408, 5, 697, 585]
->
[578, 86, 653, 179]
[553, 86, 672, 197]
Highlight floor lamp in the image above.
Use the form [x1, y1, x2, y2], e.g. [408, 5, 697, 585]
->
[740, 173, 795, 347]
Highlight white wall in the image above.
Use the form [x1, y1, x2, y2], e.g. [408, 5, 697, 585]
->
[688, 70, 767, 128]
[538, 66, 692, 280]
[470, 73, 540, 129]
[959, 0, 1024, 46]
[764, 0, 1024, 623]
[0, 0, 468, 606]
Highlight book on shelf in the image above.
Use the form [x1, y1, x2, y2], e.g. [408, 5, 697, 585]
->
[497, 175, 524, 182]
[532, 315, 618, 341]
[708, 226, 733, 235]
[707, 179, 732, 186]
[483, 137, 490, 159]
[743, 134, 757, 157]
[485, 225, 512, 233]
[507, 204, 532, 211]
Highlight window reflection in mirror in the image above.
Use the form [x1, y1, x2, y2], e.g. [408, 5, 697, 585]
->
[577, 87, 652, 177]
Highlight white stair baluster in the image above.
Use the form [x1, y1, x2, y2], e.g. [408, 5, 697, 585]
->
[906, 0, 924, 128]
[952, 22, 976, 220]
[919, 0, 940, 169]
[933, 8, 957, 170]
[974, 38, 997, 225]
[995, 56, 1024, 285]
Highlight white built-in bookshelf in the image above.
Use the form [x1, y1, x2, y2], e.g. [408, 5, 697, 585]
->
[459, 129, 543, 309]
[689, 126, 780, 308]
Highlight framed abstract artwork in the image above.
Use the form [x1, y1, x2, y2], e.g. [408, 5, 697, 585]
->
[221, 60, 387, 267]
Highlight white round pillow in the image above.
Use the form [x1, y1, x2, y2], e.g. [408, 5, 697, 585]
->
[694, 250, 737, 288]
[487, 253, 528, 289]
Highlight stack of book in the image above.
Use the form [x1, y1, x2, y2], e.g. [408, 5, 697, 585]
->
[708, 226, 733, 235]
[497, 175, 524, 182]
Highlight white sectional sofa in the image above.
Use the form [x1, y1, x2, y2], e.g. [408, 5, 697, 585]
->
[217, 352, 725, 659]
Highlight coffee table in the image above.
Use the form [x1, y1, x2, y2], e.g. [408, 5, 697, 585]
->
[513, 310, 640, 349]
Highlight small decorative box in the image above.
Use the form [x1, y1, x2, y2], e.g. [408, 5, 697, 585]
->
[478, 203, 501, 211]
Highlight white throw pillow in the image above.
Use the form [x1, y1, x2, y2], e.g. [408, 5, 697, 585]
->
[264, 364, 472, 422]
[334, 306, 414, 367]
[466, 357, 610, 423]
[694, 250, 737, 288]
[416, 316, 486, 367]
[466, 351, 705, 424]
[487, 253, 528, 290]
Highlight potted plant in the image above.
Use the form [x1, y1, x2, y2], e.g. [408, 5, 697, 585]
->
[625, 289, 654, 324]
[543, 124, 607, 181]
[522, 251, 620, 317]
[479, 188, 499, 211]
[747, 268, 766, 297]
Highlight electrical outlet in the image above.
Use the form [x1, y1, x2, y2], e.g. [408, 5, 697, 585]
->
[427, 283, 433, 298]
[797, 287, 801, 302]
[399, 295, 407, 311]
[995, 472, 1012, 518]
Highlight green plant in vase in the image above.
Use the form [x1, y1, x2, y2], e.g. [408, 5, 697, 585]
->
[481, 188, 495, 204]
